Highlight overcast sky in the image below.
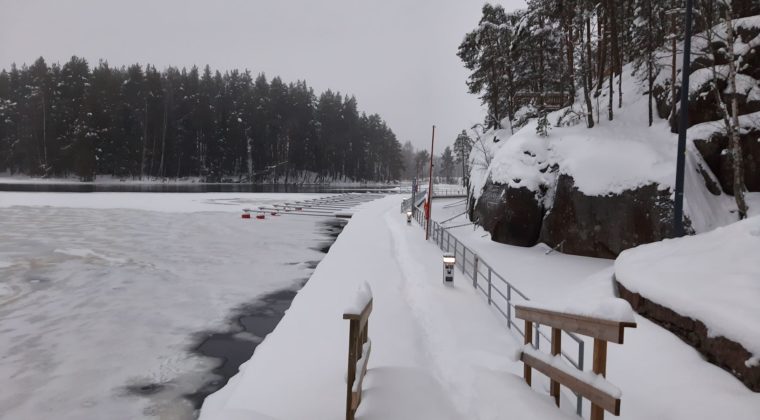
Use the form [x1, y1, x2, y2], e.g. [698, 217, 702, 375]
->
[0, 0, 525, 151]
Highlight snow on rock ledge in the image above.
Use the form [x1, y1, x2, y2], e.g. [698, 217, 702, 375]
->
[615, 216, 760, 391]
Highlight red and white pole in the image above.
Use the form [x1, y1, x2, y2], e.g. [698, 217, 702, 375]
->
[426, 125, 435, 241]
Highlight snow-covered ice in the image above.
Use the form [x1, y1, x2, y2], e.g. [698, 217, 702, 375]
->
[0, 192, 335, 419]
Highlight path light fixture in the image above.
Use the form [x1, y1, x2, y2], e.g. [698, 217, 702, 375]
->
[442, 253, 456, 283]
[406, 210, 412, 224]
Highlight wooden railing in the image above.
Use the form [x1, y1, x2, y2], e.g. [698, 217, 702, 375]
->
[343, 293, 373, 420]
[516, 305, 636, 420]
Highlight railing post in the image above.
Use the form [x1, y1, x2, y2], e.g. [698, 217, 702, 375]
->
[524, 320, 533, 385]
[487, 269, 492, 305]
[591, 339, 609, 420]
[346, 319, 358, 420]
[577, 339, 585, 416]
[506, 283, 511, 329]
[473, 255, 479, 288]
[550, 327, 562, 407]
[461, 246, 466, 274]
[535, 324, 540, 350]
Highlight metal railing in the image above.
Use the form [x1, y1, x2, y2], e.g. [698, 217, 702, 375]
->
[407, 202, 585, 416]
[400, 187, 466, 213]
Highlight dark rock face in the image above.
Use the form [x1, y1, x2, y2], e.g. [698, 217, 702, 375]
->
[663, 22, 760, 133]
[616, 279, 760, 392]
[472, 175, 681, 259]
[474, 181, 544, 247]
[540, 175, 677, 259]
[693, 130, 760, 193]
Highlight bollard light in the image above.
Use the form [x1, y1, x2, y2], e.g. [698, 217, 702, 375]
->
[442, 253, 456, 283]
[406, 211, 412, 224]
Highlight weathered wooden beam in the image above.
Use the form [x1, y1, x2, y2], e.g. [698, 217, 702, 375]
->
[591, 338, 609, 420]
[524, 320, 533, 386]
[551, 327, 562, 407]
[521, 351, 621, 415]
[515, 305, 636, 344]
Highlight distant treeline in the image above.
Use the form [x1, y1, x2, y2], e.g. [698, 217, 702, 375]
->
[0, 57, 403, 182]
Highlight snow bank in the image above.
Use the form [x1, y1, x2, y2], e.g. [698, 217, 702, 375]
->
[344, 281, 372, 315]
[616, 216, 760, 359]
[519, 297, 636, 324]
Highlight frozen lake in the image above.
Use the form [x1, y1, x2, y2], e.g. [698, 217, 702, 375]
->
[0, 193, 344, 419]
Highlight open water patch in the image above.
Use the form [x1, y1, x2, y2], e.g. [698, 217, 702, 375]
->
[176, 218, 347, 411]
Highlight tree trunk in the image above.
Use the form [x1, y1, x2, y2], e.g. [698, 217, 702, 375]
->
[158, 103, 167, 178]
[141, 98, 147, 180]
[582, 15, 595, 128]
[608, 0, 615, 121]
[647, 0, 654, 126]
[670, 13, 678, 130]
[725, 9, 748, 219]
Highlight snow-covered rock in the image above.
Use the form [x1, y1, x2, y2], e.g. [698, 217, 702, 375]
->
[615, 216, 760, 391]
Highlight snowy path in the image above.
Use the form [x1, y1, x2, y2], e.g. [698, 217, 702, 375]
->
[430, 198, 760, 420]
[200, 196, 575, 420]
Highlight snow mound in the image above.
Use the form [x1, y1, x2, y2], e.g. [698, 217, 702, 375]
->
[470, 65, 678, 202]
[344, 281, 372, 315]
[615, 216, 760, 359]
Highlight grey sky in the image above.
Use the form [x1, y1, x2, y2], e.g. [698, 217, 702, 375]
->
[0, 0, 525, 151]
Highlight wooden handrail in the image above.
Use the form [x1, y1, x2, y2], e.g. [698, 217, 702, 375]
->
[521, 350, 621, 414]
[515, 305, 636, 344]
[516, 303, 636, 420]
[344, 297, 373, 420]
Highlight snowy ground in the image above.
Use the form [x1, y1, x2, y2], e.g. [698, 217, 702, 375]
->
[200, 195, 576, 420]
[200, 195, 760, 419]
[0, 192, 340, 419]
[430, 198, 760, 420]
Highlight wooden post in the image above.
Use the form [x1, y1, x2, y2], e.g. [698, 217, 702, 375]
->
[590, 338, 609, 420]
[524, 320, 533, 386]
[346, 320, 358, 420]
[551, 328, 562, 406]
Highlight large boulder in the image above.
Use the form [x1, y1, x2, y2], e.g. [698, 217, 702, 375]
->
[473, 180, 544, 247]
[540, 174, 680, 259]
[472, 174, 683, 259]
